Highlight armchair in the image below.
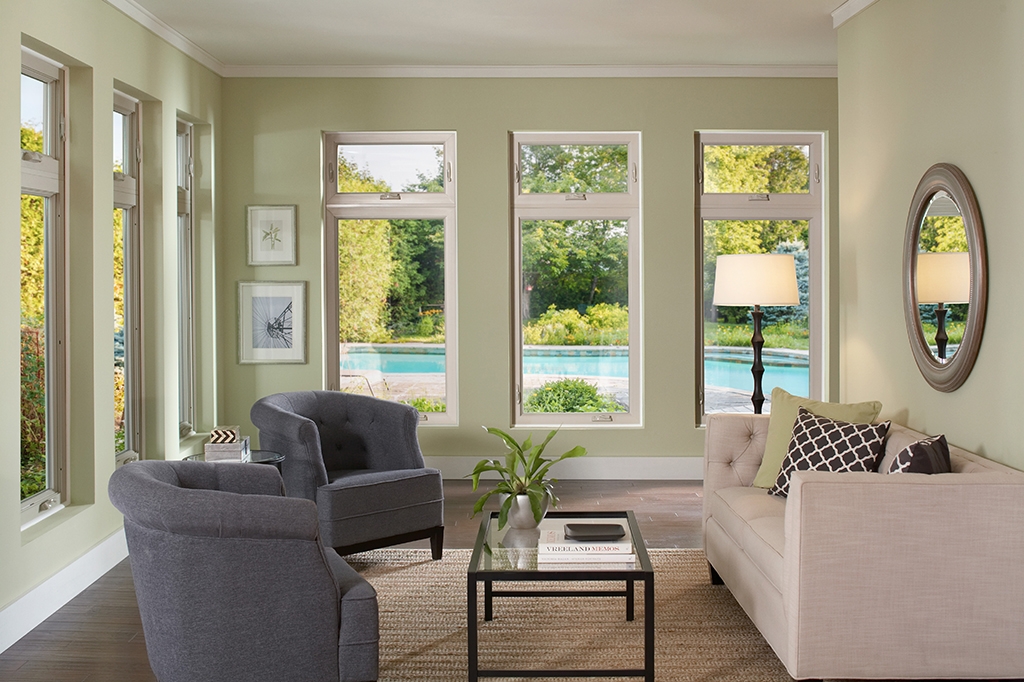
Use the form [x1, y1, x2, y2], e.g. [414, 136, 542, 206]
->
[108, 460, 378, 682]
[251, 390, 444, 559]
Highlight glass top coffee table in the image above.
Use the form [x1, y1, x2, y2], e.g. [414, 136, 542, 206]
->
[467, 510, 654, 681]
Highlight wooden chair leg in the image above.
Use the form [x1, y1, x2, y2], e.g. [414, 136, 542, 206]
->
[430, 526, 444, 560]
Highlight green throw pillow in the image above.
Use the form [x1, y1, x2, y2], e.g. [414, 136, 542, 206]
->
[751, 387, 883, 489]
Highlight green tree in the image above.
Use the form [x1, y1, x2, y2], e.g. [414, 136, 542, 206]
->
[704, 144, 809, 194]
[520, 144, 628, 194]
[919, 215, 968, 253]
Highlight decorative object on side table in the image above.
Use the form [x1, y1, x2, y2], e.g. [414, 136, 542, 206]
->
[712, 253, 800, 414]
[238, 281, 306, 364]
[203, 430, 250, 461]
[247, 205, 296, 265]
[468, 426, 586, 530]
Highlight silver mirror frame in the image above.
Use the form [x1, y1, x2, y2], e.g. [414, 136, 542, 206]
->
[903, 163, 987, 392]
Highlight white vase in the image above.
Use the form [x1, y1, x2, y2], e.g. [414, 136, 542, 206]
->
[504, 493, 550, 529]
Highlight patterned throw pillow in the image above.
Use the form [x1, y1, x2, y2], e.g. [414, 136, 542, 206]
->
[885, 434, 951, 474]
[768, 407, 891, 498]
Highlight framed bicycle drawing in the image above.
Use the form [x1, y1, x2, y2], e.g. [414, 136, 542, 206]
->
[238, 281, 306, 364]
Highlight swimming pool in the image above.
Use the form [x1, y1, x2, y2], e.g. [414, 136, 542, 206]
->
[340, 345, 809, 395]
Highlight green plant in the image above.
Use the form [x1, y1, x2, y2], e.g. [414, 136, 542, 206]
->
[468, 427, 587, 530]
[401, 396, 446, 413]
[524, 378, 625, 413]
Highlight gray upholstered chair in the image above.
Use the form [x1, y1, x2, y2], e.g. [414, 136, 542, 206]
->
[108, 460, 378, 682]
[250, 390, 444, 559]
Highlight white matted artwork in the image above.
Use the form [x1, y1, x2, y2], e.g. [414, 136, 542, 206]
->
[247, 205, 296, 265]
[238, 281, 306, 364]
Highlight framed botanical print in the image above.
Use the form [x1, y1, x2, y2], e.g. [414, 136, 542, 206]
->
[238, 281, 306, 364]
[247, 205, 296, 265]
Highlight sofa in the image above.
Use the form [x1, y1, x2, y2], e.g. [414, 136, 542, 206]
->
[703, 412, 1024, 680]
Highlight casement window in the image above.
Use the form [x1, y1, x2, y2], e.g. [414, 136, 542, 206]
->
[511, 132, 642, 427]
[177, 120, 195, 437]
[114, 92, 142, 463]
[323, 132, 458, 425]
[696, 131, 825, 421]
[20, 48, 67, 524]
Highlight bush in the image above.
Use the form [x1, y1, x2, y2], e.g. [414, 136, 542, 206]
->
[524, 378, 625, 413]
[401, 396, 446, 413]
[523, 304, 628, 346]
[21, 325, 47, 499]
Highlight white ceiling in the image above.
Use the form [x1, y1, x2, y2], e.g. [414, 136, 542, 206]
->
[109, 0, 869, 77]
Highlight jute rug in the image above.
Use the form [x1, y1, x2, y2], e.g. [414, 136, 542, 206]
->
[346, 548, 792, 681]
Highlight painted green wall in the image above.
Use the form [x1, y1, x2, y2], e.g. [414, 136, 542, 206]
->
[838, 0, 1024, 468]
[1, 0, 220, 611]
[220, 76, 839, 464]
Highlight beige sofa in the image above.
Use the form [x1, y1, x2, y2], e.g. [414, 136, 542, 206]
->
[703, 413, 1024, 680]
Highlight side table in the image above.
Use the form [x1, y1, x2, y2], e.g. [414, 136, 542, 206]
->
[184, 449, 285, 471]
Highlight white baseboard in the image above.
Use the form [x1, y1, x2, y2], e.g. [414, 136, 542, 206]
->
[0, 528, 128, 655]
[425, 455, 704, 481]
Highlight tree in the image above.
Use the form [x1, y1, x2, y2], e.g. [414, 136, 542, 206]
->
[520, 144, 628, 194]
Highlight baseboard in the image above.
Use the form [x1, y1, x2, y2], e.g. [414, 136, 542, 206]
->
[425, 455, 704, 481]
[0, 528, 128, 655]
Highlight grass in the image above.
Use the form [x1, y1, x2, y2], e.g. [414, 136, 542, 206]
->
[705, 321, 809, 351]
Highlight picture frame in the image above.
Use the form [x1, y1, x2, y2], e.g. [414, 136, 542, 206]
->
[247, 205, 296, 265]
[238, 281, 306, 364]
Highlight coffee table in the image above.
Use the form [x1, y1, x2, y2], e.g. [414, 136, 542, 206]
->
[467, 510, 654, 681]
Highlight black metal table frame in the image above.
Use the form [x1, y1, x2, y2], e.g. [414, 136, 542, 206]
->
[467, 510, 654, 681]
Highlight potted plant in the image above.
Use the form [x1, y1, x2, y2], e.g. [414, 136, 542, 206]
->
[468, 426, 587, 530]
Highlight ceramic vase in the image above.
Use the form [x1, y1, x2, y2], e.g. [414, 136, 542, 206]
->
[504, 493, 550, 529]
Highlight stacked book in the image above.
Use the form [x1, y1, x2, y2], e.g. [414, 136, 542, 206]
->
[536, 524, 635, 570]
[204, 426, 251, 462]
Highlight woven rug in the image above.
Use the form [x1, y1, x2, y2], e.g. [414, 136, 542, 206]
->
[346, 548, 791, 682]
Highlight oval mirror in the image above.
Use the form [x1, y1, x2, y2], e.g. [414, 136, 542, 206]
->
[903, 163, 987, 392]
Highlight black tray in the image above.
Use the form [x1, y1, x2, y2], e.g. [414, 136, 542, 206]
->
[563, 523, 626, 541]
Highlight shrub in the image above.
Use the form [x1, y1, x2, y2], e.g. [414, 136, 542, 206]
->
[21, 325, 47, 499]
[585, 302, 628, 330]
[522, 304, 629, 346]
[524, 378, 625, 413]
[402, 396, 446, 413]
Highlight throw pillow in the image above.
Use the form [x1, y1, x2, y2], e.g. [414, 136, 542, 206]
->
[752, 387, 883, 489]
[768, 407, 891, 498]
[885, 434, 951, 474]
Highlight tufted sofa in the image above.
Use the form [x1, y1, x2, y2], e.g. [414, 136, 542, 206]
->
[703, 412, 1024, 680]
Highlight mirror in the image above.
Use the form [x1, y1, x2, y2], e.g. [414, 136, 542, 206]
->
[903, 163, 987, 392]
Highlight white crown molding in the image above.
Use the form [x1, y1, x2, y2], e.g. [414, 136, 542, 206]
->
[832, 0, 881, 28]
[103, 0, 226, 75]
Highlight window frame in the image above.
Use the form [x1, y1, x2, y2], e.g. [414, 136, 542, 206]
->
[695, 131, 825, 424]
[19, 47, 68, 526]
[323, 131, 459, 425]
[511, 131, 643, 427]
[177, 120, 196, 438]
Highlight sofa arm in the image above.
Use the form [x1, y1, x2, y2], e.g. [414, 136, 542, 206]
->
[783, 470, 1024, 680]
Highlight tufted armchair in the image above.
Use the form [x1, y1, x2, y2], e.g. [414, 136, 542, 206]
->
[108, 460, 379, 682]
[251, 390, 444, 559]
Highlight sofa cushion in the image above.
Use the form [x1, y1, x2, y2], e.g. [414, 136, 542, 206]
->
[886, 434, 951, 474]
[768, 408, 890, 497]
[753, 387, 883, 489]
[708, 487, 787, 592]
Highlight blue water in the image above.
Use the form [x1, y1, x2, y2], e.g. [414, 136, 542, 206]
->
[340, 347, 809, 395]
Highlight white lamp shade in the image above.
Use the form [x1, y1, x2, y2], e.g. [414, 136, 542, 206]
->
[916, 252, 970, 305]
[712, 254, 800, 307]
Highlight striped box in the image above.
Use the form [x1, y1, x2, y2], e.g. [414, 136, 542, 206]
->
[209, 426, 240, 444]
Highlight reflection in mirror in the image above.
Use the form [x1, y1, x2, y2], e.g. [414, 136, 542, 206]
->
[916, 190, 970, 362]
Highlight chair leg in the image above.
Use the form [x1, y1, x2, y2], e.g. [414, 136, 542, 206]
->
[709, 561, 724, 585]
[430, 526, 444, 560]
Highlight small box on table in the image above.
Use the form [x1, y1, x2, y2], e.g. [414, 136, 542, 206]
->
[204, 435, 250, 462]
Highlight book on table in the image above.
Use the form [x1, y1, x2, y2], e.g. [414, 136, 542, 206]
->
[536, 560, 636, 570]
[538, 527, 633, 557]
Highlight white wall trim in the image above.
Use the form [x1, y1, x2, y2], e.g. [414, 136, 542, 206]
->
[103, 0, 225, 75]
[425, 456, 704, 481]
[0, 529, 128, 655]
[832, 0, 881, 28]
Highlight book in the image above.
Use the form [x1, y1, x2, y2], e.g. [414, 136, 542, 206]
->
[536, 560, 636, 571]
[537, 528, 632, 555]
[204, 435, 250, 461]
[535, 552, 636, 563]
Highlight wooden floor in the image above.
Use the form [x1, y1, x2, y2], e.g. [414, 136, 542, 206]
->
[0, 479, 702, 681]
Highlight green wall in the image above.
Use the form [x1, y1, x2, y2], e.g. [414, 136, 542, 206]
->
[838, 0, 1024, 468]
[1, 0, 220, 613]
[220, 76, 839, 464]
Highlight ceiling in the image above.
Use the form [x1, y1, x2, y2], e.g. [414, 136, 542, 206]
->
[110, 0, 866, 77]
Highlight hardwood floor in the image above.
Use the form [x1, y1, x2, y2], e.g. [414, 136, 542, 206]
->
[0, 479, 702, 681]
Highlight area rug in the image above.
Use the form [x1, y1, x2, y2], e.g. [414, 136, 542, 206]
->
[346, 548, 791, 682]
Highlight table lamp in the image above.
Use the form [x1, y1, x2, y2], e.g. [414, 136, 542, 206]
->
[916, 251, 970, 360]
[713, 253, 800, 413]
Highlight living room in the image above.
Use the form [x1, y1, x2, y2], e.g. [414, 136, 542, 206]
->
[4, 0, 1024, 678]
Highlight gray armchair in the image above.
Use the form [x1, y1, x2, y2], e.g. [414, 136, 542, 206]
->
[250, 390, 444, 559]
[108, 460, 378, 682]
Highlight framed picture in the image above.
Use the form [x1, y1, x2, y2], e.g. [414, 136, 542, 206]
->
[247, 205, 296, 265]
[238, 281, 306, 364]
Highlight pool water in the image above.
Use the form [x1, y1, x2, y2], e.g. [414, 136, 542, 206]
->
[340, 346, 809, 395]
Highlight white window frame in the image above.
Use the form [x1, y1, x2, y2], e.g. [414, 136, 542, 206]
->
[114, 92, 142, 466]
[323, 131, 458, 425]
[695, 131, 825, 424]
[511, 131, 642, 427]
[177, 120, 196, 438]
[20, 47, 68, 526]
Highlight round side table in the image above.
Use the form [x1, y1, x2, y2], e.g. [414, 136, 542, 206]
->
[185, 449, 284, 471]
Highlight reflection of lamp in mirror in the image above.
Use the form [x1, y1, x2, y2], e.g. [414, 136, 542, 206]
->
[713, 254, 800, 414]
[916, 252, 970, 360]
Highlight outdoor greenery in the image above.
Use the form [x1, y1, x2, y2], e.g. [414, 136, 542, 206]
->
[401, 396, 446, 413]
[522, 303, 627, 346]
[705, 321, 810, 351]
[520, 144, 627, 194]
[114, 206, 127, 454]
[524, 378, 625, 413]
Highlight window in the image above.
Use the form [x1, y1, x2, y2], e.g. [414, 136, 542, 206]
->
[114, 92, 141, 463]
[20, 48, 67, 524]
[177, 120, 195, 437]
[511, 132, 642, 426]
[697, 132, 824, 421]
[323, 132, 458, 424]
